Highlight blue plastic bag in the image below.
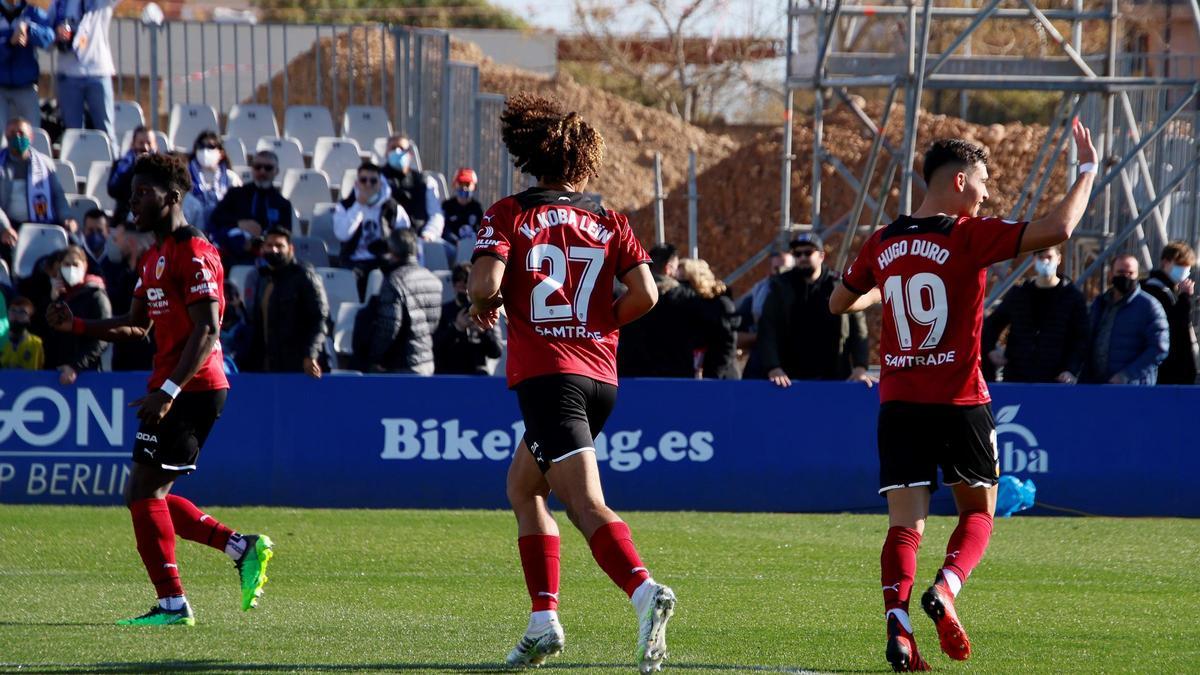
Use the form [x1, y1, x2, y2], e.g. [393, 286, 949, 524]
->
[996, 475, 1036, 517]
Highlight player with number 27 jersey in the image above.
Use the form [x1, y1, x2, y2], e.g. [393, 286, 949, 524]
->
[842, 214, 1026, 406]
[473, 188, 650, 388]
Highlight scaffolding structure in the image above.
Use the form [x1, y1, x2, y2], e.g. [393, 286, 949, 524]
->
[781, 0, 1200, 305]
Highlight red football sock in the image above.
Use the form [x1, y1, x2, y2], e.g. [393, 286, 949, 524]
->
[881, 526, 922, 614]
[518, 535, 561, 611]
[942, 510, 994, 584]
[130, 498, 184, 599]
[166, 494, 234, 551]
[588, 521, 650, 597]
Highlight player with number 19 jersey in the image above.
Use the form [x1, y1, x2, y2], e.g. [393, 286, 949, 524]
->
[472, 187, 650, 388]
[842, 214, 1027, 406]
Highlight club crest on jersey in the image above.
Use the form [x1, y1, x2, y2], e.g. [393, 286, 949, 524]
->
[478, 225, 495, 239]
[155, 256, 166, 280]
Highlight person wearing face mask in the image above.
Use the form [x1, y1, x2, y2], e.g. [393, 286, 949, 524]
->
[43, 244, 111, 384]
[79, 208, 111, 268]
[242, 227, 328, 377]
[100, 220, 153, 370]
[0, 0, 54, 127]
[980, 246, 1089, 383]
[47, 0, 120, 147]
[0, 116, 74, 251]
[0, 295, 44, 369]
[108, 125, 157, 226]
[367, 227, 441, 374]
[433, 261, 502, 375]
[381, 133, 445, 242]
[441, 167, 484, 246]
[208, 150, 296, 267]
[181, 130, 240, 236]
[334, 161, 408, 299]
[1082, 253, 1169, 385]
[1141, 241, 1198, 384]
[755, 232, 872, 387]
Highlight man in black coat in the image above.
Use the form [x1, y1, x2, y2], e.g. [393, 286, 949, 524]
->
[982, 246, 1089, 383]
[617, 243, 700, 378]
[433, 262, 502, 375]
[1141, 241, 1198, 384]
[244, 227, 329, 377]
[208, 151, 296, 266]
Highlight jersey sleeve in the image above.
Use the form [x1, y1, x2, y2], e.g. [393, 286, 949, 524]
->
[842, 235, 877, 294]
[962, 217, 1028, 267]
[179, 242, 222, 305]
[614, 215, 651, 278]
[472, 201, 513, 264]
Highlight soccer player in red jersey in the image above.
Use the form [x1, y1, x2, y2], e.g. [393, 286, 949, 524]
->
[830, 120, 1097, 671]
[469, 93, 676, 673]
[48, 154, 273, 626]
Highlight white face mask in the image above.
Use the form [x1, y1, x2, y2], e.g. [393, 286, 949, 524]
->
[61, 264, 85, 287]
[1034, 259, 1058, 278]
[196, 148, 221, 169]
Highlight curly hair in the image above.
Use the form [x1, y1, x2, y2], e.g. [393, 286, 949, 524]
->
[677, 258, 726, 300]
[922, 138, 989, 184]
[133, 152, 193, 196]
[500, 93, 604, 185]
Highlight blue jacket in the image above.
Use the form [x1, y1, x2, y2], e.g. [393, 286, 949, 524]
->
[0, 4, 54, 88]
[1084, 287, 1169, 385]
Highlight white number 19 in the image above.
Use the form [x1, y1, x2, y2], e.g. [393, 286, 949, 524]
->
[883, 273, 948, 350]
[527, 244, 605, 323]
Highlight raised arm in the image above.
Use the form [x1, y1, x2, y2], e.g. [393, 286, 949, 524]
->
[1019, 119, 1097, 253]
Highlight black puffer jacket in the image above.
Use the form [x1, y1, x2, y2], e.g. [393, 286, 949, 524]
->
[245, 261, 330, 373]
[1142, 270, 1198, 384]
[981, 277, 1089, 382]
[617, 274, 700, 378]
[370, 260, 443, 374]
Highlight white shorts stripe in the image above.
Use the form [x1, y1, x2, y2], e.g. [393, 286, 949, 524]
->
[551, 447, 595, 463]
[878, 480, 932, 495]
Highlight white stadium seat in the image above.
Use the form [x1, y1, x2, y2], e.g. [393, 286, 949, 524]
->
[222, 137, 248, 167]
[316, 266, 359, 309]
[65, 193, 102, 223]
[226, 264, 255, 302]
[307, 202, 339, 248]
[53, 159, 79, 194]
[292, 235, 329, 267]
[14, 223, 68, 279]
[312, 137, 363, 185]
[341, 106, 392, 150]
[281, 168, 332, 222]
[432, 269, 453, 303]
[225, 104, 279, 153]
[32, 127, 51, 158]
[256, 136, 305, 176]
[113, 100, 145, 141]
[365, 267, 384, 297]
[60, 129, 114, 180]
[168, 103, 220, 152]
[284, 105, 336, 156]
[86, 163, 115, 212]
[333, 301, 364, 356]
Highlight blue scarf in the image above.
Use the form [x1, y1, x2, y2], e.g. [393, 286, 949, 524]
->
[1, 149, 56, 223]
[188, 158, 229, 205]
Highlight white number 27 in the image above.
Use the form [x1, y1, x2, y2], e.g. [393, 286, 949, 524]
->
[883, 273, 948, 350]
[527, 244, 605, 323]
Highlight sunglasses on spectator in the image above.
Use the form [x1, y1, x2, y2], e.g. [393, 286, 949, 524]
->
[792, 247, 819, 257]
[253, 164, 276, 172]
[358, 176, 379, 185]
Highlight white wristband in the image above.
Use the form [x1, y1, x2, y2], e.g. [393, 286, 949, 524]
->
[160, 379, 182, 400]
[1078, 162, 1097, 175]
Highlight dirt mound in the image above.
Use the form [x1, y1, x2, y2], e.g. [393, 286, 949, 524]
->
[631, 100, 1066, 292]
[247, 33, 738, 213]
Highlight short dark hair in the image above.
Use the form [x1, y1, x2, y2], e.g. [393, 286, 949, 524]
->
[264, 226, 292, 242]
[649, 243, 678, 271]
[387, 227, 418, 260]
[358, 161, 382, 176]
[451, 262, 471, 285]
[83, 208, 108, 223]
[191, 130, 224, 158]
[10, 295, 34, 311]
[922, 138, 989, 184]
[133, 153, 192, 195]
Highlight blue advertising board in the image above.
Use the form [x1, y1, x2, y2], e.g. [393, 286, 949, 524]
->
[0, 371, 1195, 516]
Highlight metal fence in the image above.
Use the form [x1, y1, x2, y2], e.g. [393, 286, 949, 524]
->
[42, 18, 515, 205]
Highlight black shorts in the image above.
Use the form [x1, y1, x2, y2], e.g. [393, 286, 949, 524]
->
[132, 389, 228, 473]
[877, 401, 999, 494]
[514, 374, 617, 473]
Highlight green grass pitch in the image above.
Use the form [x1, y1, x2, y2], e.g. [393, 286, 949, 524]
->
[1, 506, 1197, 673]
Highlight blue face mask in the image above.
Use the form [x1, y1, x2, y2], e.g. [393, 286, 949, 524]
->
[1169, 264, 1190, 284]
[388, 150, 411, 172]
[456, 188, 472, 200]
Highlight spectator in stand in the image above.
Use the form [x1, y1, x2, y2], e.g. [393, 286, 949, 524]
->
[243, 227, 328, 377]
[618, 242, 698, 378]
[48, 0, 119, 146]
[368, 227, 442, 374]
[15, 249, 60, 337]
[441, 167, 484, 248]
[43, 244, 110, 383]
[756, 232, 872, 387]
[0, 295, 43, 369]
[0, 0, 54, 127]
[100, 219, 152, 370]
[0, 116, 73, 253]
[1082, 253, 1169, 385]
[182, 130, 241, 235]
[982, 246, 1089, 383]
[79, 208, 109, 269]
[738, 248, 794, 378]
[677, 257, 740, 379]
[1142, 241, 1198, 384]
[220, 280, 251, 373]
[433, 262, 502, 375]
[335, 161, 407, 299]
[381, 133, 444, 242]
[107, 124, 157, 226]
[208, 150, 295, 267]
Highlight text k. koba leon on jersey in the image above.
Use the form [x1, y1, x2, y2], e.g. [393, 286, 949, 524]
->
[471, 187, 651, 388]
[842, 215, 1028, 406]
